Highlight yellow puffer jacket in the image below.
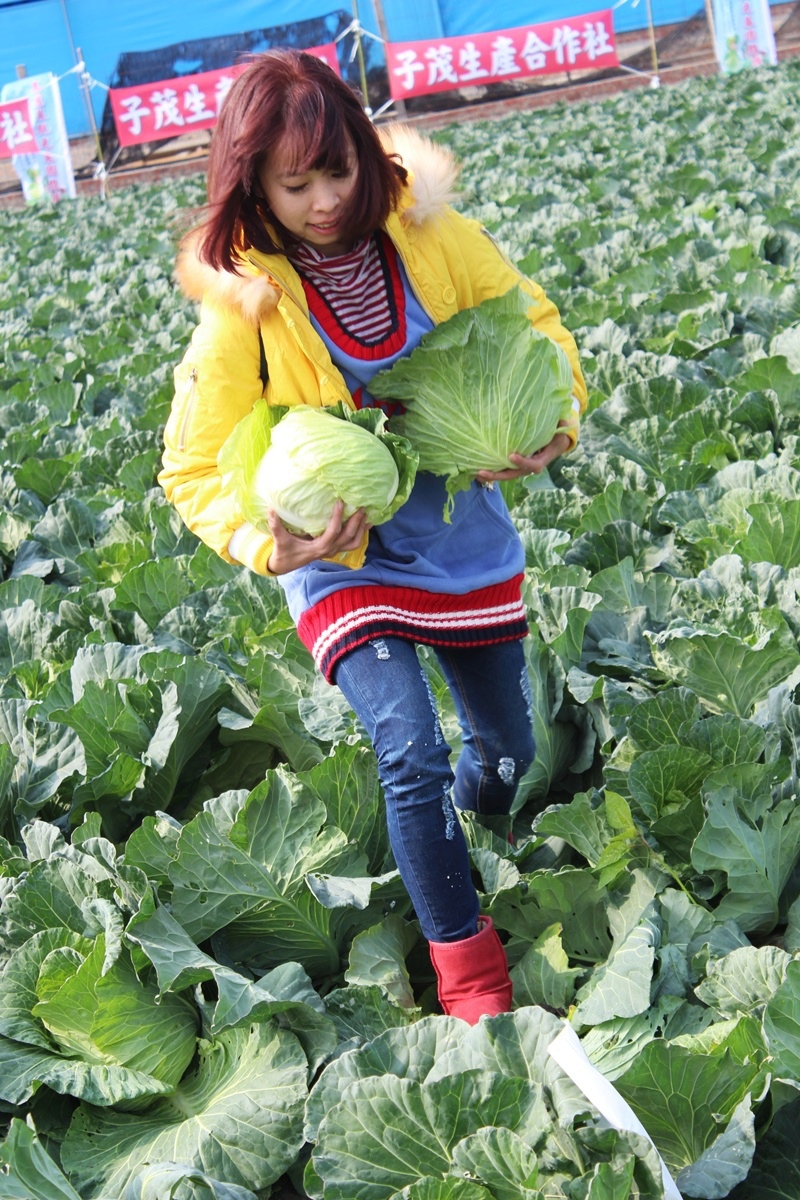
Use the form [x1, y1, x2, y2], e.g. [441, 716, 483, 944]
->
[158, 126, 587, 576]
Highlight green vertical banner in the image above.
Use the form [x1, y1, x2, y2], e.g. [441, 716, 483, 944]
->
[711, 0, 777, 72]
[0, 72, 76, 203]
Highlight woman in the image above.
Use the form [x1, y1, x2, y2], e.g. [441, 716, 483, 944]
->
[160, 49, 587, 1023]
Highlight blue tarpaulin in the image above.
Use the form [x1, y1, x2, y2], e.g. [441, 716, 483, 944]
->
[438, 0, 709, 36]
[0, 0, 785, 137]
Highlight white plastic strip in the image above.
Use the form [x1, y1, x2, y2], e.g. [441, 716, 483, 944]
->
[547, 1022, 683, 1200]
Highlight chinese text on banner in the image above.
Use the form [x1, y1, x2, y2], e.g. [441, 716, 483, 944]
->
[386, 11, 618, 100]
[110, 45, 341, 148]
[711, 0, 777, 72]
[0, 97, 38, 157]
[0, 72, 76, 203]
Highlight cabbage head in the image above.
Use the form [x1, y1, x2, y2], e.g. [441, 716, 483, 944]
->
[0, 915, 198, 1109]
[219, 402, 418, 537]
[371, 288, 576, 517]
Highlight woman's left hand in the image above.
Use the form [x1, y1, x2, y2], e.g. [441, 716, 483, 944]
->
[474, 427, 572, 484]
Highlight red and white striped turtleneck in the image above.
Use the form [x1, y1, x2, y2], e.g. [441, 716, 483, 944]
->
[289, 233, 400, 349]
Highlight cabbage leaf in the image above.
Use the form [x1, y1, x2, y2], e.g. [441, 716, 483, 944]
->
[371, 289, 575, 517]
[219, 400, 418, 536]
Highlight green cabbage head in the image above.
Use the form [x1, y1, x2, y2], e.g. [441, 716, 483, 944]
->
[371, 288, 576, 517]
[219, 401, 418, 537]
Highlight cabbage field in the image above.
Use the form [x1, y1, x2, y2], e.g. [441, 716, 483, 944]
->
[2, 56, 800, 1200]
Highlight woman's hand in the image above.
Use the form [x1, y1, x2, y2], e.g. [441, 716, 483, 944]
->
[266, 501, 369, 574]
[474, 425, 572, 484]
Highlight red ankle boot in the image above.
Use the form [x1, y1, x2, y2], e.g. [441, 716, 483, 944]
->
[428, 916, 513, 1024]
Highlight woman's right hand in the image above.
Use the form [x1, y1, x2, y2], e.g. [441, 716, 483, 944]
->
[266, 501, 370, 574]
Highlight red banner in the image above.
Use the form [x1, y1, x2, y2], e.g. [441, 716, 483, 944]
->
[386, 11, 618, 100]
[0, 96, 39, 158]
[109, 44, 341, 148]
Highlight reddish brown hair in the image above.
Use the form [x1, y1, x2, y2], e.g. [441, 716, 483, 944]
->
[198, 50, 407, 273]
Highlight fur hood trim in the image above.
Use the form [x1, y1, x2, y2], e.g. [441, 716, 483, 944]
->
[174, 124, 459, 324]
[378, 124, 459, 225]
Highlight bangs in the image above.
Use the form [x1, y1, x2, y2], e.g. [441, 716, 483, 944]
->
[278, 90, 355, 175]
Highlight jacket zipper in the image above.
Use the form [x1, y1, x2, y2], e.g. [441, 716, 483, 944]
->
[178, 367, 198, 452]
[245, 254, 305, 310]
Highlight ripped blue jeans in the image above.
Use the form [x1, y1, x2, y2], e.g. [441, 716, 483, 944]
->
[333, 637, 535, 943]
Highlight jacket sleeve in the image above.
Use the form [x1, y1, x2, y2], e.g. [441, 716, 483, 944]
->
[159, 295, 370, 575]
[158, 299, 276, 575]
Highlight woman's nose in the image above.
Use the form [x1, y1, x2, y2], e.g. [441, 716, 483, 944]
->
[312, 182, 339, 212]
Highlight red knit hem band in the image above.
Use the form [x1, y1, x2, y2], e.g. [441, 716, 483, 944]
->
[297, 574, 528, 682]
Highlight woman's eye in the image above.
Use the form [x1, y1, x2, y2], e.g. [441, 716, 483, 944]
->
[285, 183, 308, 194]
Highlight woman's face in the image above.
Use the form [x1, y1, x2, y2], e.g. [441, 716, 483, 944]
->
[258, 137, 359, 256]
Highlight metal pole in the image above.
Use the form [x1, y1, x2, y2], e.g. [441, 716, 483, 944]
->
[704, 0, 720, 69]
[57, 0, 105, 171]
[57, 0, 79, 64]
[644, 0, 660, 78]
[370, 0, 406, 117]
[76, 47, 105, 174]
[350, 0, 372, 114]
